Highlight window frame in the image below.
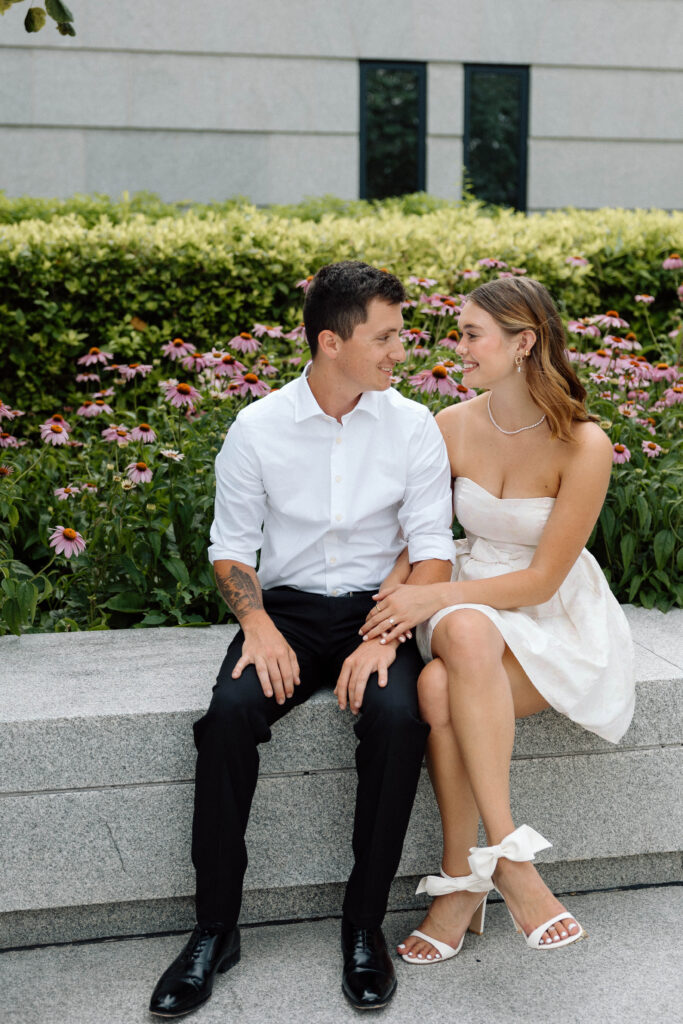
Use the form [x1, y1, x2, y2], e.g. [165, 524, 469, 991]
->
[359, 60, 427, 200]
[463, 63, 529, 212]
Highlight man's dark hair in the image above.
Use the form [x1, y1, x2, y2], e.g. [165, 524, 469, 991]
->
[303, 261, 406, 357]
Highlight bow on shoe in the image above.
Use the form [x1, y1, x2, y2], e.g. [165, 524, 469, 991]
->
[415, 867, 493, 897]
[467, 825, 552, 880]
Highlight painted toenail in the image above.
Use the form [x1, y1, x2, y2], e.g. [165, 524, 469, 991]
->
[561, 931, 568, 938]
[435, 954, 441, 959]
[417, 954, 423, 959]
[553, 936, 560, 941]
[569, 923, 578, 930]
[398, 943, 405, 949]
[427, 955, 432, 959]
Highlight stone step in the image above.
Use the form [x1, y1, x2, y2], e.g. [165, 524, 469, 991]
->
[2, 888, 682, 1024]
[1, 606, 681, 949]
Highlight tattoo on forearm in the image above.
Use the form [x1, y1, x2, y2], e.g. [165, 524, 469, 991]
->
[215, 565, 264, 620]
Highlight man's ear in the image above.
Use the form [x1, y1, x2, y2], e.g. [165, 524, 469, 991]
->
[317, 329, 341, 359]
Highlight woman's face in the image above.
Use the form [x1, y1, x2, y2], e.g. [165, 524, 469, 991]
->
[456, 301, 521, 388]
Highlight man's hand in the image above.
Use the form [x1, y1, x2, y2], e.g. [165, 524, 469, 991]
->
[334, 638, 398, 716]
[232, 610, 300, 705]
[359, 583, 445, 643]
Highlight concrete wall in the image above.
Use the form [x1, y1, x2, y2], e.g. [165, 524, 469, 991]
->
[0, 0, 681, 208]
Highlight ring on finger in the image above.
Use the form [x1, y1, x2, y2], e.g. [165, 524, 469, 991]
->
[389, 617, 395, 625]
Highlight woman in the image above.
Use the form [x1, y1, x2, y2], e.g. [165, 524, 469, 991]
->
[358, 277, 635, 960]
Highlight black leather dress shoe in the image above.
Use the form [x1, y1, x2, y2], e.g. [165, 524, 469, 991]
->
[149, 924, 240, 1018]
[341, 918, 397, 1010]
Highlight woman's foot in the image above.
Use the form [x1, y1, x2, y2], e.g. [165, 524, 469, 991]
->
[397, 889, 485, 961]
[493, 858, 581, 945]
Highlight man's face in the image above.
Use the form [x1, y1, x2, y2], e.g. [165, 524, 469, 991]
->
[333, 298, 406, 393]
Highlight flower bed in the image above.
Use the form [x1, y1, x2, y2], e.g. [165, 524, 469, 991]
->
[1, 254, 681, 634]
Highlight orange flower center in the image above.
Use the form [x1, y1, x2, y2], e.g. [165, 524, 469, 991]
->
[172, 339, 184, 347]
[456, 384, 469, 392]
[52, 414, 65, 423]
[191, 352, 202, 359]
[135, 462, 148, 471]
[222, 355, 235, 364]
[656, 363, 669, 370]
[595, 350, 609, 358]
[88, 347, 101, 355]
[443, 360, 455, 367]
[83, 401, 93, 407]
[176, 383, 192, 395]
[408, 328, 423, 336]
[605, 311, 619, 318]
[0, 466, 10, 476]
[673, 386, 683, 393]
[95, 400, 106, 406]
[432, 366, 448, 379]
[129, 362, 140, 369]
[442, 299, 456, 307]
[239, 332, 252, 340]
[614, 444, 625, 453]
[646, 443, 657, 450]
[51, 424, 64, 433]
[447, 330, 459, 340]
[1, 433, 8, 439]
[116, 429, 128, 436]
[139, 423, 151, 431]
[670, 253, 680, 259]
[244, 373, 259, 384]
[63, 528, 77, 540]
[625, 332, 637, 341]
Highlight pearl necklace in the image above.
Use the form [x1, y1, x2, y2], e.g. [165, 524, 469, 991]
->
[487, 393, 546, 435]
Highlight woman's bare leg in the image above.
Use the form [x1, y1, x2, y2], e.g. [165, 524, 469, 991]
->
[400, 612, 579, 960]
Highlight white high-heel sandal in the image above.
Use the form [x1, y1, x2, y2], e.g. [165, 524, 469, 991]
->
[467, 825, 585, 950]
[400, 868, 492, 964]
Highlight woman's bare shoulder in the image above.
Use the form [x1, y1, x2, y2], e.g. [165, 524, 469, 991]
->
[435, 393, 487, 434]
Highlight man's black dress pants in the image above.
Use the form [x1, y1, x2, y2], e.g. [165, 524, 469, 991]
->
[191, 587, 429, 930]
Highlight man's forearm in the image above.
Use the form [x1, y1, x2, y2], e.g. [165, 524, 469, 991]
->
[213, 559, 265, 623]
[405, 558, 452, 586]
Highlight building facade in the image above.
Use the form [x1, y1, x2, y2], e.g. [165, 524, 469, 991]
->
[1, 0, 682, 210]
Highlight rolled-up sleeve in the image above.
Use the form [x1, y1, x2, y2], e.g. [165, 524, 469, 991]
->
[399, 412, 454, 564]
[207, 416, 267, 565]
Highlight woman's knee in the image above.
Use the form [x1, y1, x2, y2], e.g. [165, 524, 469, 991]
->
[435, 610, 504, 669]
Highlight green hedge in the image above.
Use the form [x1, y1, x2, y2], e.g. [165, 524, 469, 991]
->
[1, 195, 682, 415]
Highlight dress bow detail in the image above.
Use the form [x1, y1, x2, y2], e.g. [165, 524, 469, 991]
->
[467, 825, 552, 880]
[415, 867, 492, 897]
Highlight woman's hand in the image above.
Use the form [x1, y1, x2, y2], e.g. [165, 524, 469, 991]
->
[360, 584, 444, 644]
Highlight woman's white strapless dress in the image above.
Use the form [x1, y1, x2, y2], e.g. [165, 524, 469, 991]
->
[416, 477, 635, 743]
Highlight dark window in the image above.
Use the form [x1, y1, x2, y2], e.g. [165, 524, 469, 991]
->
[464, 65, 529, 211]
[360, 61, 426, 200]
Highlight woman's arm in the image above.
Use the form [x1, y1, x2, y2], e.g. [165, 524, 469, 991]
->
[361, 424, 613, 643]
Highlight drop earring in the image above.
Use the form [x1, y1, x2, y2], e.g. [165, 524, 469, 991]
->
[515, 353, 524, 372]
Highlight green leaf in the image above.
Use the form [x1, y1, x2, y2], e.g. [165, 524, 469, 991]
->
[653, 530, 675, 570]
[24, 7, 46, 31]
[627, 574, 643, 602]
[163, 556, 190, 587]
[7, 504, 19, 529]
[137, 610, 168, 626]
[1, 597, 23, 636]
[56, 20, 75, 34]
[634, 495, 651, 534]
[149, 531, 161, 559]
[45, 0, 72, 21]
[600, 506, 616, 546]
[103, 591, 147, 613]
[619, 533, 636, 575]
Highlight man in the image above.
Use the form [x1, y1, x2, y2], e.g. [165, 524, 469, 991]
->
[150, 261, 453, 1016]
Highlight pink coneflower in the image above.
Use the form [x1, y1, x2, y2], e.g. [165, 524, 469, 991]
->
[586, 349, 613, 371]
[453, 382, 477, 401]
[54, 485, 80, 501]
[0, 432, 19, 448]
[567, 319, 601, 338]
[252, 324, 283, 339]
[634, 294, 655, 305]
[92, 388, 115, 399]
[401, 327, 431, 344]
[126, 460, 153, 484]
[642, 441, 663, 458]
[130, 422, 157, 442]
[179, 350, 212, 372]
[0, 465, 14, 478]
[427, 294, 461, 316]
[231, 372, 271, 398]
[101, 424, 131, 445]
[159, 448, 185, 462]
[677, 284, 683, 302]
[77, 346, 113, 366]
[287, 355, 303, 366]
[212, 353, 246, 378]
[401, 299, 418, 310]
[662, 253, 683, 270]
[75, 372, 100, 383]
[161, 337, 196, 359]
[589, 372, 609, 384]
[594, 311, 629, 329]
[160, 380, 202, 407]
[284, 323, 307, 343]
[636, 417, 657, 436]
[40, 422, 70, 445]
[566, 256, 589, 267]
[82, 482, 98, 493]
[662, 384, 683, 405]
[408, 276, 438, 287]
[42, 413, 72, 432]
[256, 356, 278, 378]
[119, 362, 153, 380]
[0, 401, 17, 421]
[441, 329, 461, 350]
[77, 400, 108, 418]
[295, 275, 314, 292]
[618, 401, 642, 417]
[409, 365, 461, 396]
[49, 525, 86, 558]
[652, 362, 679, 383]
[612, 444, 631, 464]
[456, 269, 480, 280]
[230, 331, 261, 354]
[477, 257, 508, 269]
[103, 363, 123, 374]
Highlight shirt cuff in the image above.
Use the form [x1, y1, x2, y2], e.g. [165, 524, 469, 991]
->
[207, 545, 258, 567]
[407, 535, 455, 565]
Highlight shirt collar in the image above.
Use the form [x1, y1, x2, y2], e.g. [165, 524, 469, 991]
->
[293, 365, 383, 423]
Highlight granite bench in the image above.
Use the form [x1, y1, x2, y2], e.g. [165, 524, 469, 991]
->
[1, 606, 681, 949]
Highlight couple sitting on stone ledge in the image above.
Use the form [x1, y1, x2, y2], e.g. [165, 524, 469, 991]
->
[149, 261, 635, 1017]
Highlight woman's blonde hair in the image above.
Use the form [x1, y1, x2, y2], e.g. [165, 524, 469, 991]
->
[466, 277, 596, 442]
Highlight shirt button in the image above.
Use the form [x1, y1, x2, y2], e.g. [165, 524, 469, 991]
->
[335, 513, 342, 522]
[335, 437, 342, 445]
[335, 475, 342, 483]
[330, 556, 336, 565]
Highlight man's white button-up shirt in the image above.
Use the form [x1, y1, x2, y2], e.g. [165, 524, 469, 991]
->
[208, 373, 454, 595]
